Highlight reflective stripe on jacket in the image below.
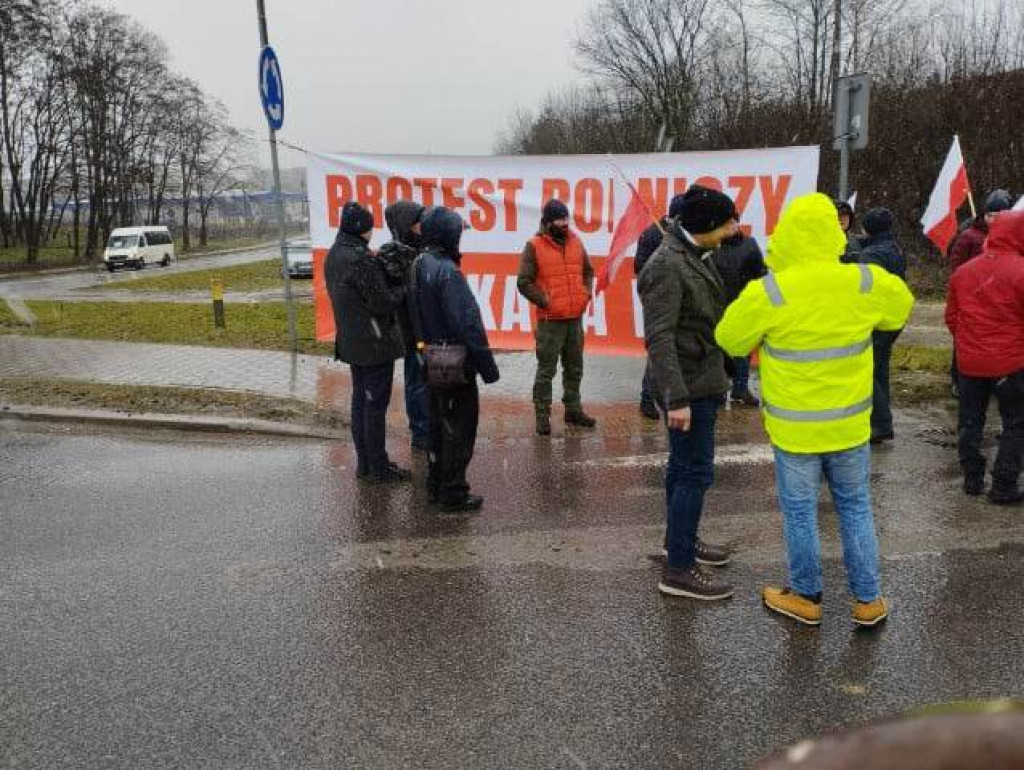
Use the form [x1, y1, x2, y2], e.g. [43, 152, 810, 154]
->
[527, 232, 592, 320]
[715, 193, 915, 454]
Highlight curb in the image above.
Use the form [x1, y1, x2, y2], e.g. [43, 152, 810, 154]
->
[0, 404, 344, 440]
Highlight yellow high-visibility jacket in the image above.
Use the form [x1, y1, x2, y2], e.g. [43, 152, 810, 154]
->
[715, 193, 914, 454]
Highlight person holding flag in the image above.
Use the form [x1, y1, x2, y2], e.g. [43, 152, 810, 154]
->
[949, 190, 1014, 270]
[517, 200, 597, 436]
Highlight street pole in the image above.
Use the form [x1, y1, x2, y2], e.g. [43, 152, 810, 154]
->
[833, 0, 848, 201]
[256, 0, 297, 354]
[839, 105, 850, 201]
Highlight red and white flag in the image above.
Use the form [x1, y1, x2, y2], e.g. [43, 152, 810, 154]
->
[595, 184, 655, 295]
[921, 136, 971, 254]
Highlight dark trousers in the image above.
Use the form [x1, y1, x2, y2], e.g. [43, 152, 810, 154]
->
[958, 372, 1024, 492]
[731, 355, 751, 397]
[533, 318, 584, 413]
[428, 381, 479, 504]
[871, 330, 900, 437]
[404, 352, 431, 448]
[640, 364, 657, 410]
[664, 397, 720, 569]
[350, 362, 395, 474]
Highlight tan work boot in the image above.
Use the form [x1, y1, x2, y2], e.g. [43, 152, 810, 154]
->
[852, 597, 889, 627]
[762, 586, 823, 626]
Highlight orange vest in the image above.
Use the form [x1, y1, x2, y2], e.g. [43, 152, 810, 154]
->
[529, 232, 591, 320]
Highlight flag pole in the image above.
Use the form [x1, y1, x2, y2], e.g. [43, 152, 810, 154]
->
[956, 135, 978, 218]
[606, 153, 665, 234]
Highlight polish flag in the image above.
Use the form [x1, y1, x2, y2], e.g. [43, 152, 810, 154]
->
[921, 136, 971, 254]
[595, 184, 655, 295]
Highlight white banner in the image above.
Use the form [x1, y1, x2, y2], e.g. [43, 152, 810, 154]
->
[308, 146, 821, 353]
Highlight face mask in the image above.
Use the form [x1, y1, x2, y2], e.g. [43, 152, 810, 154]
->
[547, 223, 569, 242]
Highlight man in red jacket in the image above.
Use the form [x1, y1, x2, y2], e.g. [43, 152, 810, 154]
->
[945, 209, 1024, 503]
[518, 199, 596, 436]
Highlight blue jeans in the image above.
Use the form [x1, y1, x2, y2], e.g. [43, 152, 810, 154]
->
[404, 352, 431, 448]
[664, 398, 719, 569]
[773, 443, 881, 602]
[731, 355, 751, 397]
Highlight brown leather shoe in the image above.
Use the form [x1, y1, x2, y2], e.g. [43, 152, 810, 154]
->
[695, 538, 732, 566]
[658, 565, 734, 600]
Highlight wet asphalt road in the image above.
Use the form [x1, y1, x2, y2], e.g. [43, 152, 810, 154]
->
[0, 246, 278, 300]
[2, 417, 1022, 769]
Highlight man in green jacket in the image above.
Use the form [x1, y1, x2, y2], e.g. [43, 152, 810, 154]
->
[716, 193, 913, 628]
[639, 185, 740, 601]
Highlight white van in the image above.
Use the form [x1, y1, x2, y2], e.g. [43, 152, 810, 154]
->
[103, 226, 175, 272]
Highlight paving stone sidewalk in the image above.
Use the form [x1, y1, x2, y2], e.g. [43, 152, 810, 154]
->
[0, 335, 646, 408]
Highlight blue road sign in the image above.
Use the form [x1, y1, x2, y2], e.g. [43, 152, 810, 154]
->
[259, 46, 284, 131]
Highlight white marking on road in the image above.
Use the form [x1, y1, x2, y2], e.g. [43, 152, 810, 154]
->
[569, 443, 775, 469]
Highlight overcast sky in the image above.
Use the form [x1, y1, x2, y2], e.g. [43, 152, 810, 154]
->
[105, 0, 594, 166]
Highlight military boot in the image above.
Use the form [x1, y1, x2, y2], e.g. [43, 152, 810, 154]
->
[565, 408, 596, 428]
[536, 409, 551, 436]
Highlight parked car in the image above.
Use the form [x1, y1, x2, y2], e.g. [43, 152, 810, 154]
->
[282, 238, 313, 278]
[103, 226, 175, 272]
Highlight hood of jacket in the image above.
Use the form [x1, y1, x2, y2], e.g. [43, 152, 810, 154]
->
[765, 193, 847, 273]
[985, 210, 1024, 257]
[420, 206, 464, 260]
[384, 201, 425, 246]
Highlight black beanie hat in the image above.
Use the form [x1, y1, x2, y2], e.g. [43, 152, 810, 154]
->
[861, 207, 894, 236]
[340, 201, 374, 236]
[541, 199, 570, 224]
[675, 185, 737, 235]
[985, 189, 1013, 214]
[834, 200, 854, 217]
[667, 193, 688, 219]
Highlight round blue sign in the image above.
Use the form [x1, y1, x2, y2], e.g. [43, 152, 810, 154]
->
[259, 46, 284, 131]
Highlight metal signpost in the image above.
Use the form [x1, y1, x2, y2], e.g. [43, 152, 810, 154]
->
[256, 0, 297, 353]
[833, 73, 871, 201]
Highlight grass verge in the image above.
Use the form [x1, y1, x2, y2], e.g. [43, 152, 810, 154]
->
[94, 259, 290, 294]
[0, 300, 29, 328]
[892, 345, 952, 374]
[10, 300, 332, 355]
[0, 377, 343, 427]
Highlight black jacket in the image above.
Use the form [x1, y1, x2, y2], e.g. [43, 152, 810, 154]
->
[324, 231, 405, 367]
[711, 233, 767, 303]
[378, 201, 425, 354]
[858, 231, 906, 280]
[411, 208, 499, 384]
[634, 219, 667, 276]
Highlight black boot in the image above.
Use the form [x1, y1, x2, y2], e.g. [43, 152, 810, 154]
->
[536, 410, 551, 436]
[565, 409, 596, 428]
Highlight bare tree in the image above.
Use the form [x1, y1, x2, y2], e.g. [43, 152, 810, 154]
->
[575, 0, 713, 148]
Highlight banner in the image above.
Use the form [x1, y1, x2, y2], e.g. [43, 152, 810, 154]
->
[308, 147, 820, 355]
